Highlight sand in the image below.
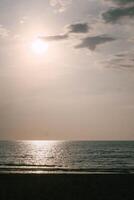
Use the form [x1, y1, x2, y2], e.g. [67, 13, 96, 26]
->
[0, 173, 133, 200]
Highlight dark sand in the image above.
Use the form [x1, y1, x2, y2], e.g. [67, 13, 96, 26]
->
[0, 173, 133, 200]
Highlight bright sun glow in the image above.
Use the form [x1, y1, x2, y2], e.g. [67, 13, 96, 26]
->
[31, 38, 48, 55]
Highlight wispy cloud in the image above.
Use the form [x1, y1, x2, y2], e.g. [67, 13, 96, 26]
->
[39, 34, 68, 41]
[75, 35, 116, 51]
[0, 25, 9, 38]
[19, 16, 28, 24]
[104, 51, 134, 69]
[49, 0, 72, 12]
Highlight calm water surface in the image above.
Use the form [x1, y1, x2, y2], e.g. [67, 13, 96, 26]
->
[0, 141, 133, 173]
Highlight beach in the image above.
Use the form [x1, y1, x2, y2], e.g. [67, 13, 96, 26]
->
[0, 173, 133, 200]
[0, 141, 133, 199]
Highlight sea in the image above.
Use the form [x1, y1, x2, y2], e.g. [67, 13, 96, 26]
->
[0, 141, 133, 174]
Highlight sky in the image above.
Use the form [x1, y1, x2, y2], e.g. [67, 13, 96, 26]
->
[0, 0, 134, 140]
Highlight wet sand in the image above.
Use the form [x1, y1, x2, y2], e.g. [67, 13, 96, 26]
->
[0, 173, 133, 200]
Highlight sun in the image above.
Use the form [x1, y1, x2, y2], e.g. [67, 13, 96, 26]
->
[31, 38, 48, 55]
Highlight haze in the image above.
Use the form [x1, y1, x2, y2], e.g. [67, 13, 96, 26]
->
[0, 0, 134, 140]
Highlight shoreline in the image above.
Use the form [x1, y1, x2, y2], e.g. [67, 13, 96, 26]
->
[0, 170, 134, 174]
[0, 167, 133, 174]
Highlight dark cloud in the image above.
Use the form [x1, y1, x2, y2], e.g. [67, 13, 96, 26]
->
[40, 22, 90, 42]
[116, 53, 125, 57]
[67, 23, 89, 33]
[119, 64, 134, 68]
[102, 6, 134, 23]
[75, 35, 116, 51]
[39, 34, 68, 41]
[107, 0, 134, 5]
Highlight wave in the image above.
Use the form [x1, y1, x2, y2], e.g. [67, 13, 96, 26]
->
[0, 163, 58, 167]
[0, 164, 133, 174]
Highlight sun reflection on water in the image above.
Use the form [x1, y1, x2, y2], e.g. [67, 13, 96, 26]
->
[24, 141, 59, 166]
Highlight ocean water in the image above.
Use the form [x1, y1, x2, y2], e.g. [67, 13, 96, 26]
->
[0, 141, 133, 174]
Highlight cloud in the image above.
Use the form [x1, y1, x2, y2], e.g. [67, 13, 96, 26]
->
[75, 35, 116, 51]
[39, 34, 68, 41]
[39, 22, 90, 42]
[105, 51, 134, 69]
[119, 64, 134, 68]
[102, 0, 134, 23]
[106, 0, 134, 6]
[20, 16, 28, 24]
[0, 25, 9, 38]
[49, 0, 72, 12]
[67, 23, 89, 33]
[116, 53, 125, 58]
[102, 6, 134, 23]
